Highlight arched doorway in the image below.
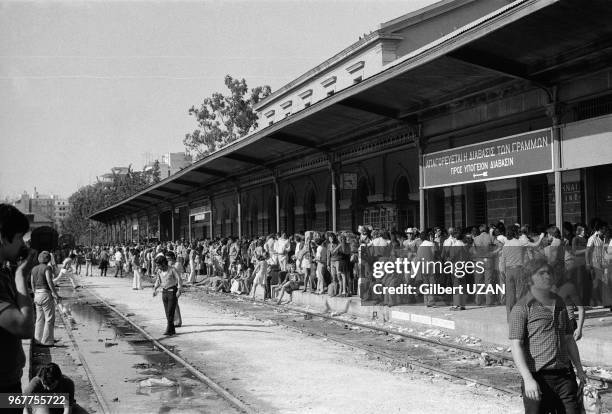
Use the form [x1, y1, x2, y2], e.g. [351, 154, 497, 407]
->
[352, 178, 369, 229]
[249, 201, 258, 238]
[395, 176, 411, 231]
[284, 192, 295, 235]
[219, 208, 226, 237]
[267, 195, 276, 234]
[304, 189, 316, 231]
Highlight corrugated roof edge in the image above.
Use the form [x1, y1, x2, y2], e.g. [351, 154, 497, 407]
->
[89, 0, 553, 221]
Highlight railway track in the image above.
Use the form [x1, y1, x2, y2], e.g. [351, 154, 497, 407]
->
[56, 287, 254, 414]
[55, 281, 609, 412]
[192, 288, 611, 398]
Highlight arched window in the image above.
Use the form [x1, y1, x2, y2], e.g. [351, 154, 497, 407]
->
[268, 195, 276, 234]
[395, 176, 410, 231]
[352, 178, 369, 229]
[304, 189, 316, 231]
[284, 192, 295, 235]
[250, 202, 258, 237]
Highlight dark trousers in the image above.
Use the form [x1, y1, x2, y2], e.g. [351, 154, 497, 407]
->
[114, 262, 123, 277]
[264, 275, 272, 299]
[162, 287, 178, 335]
[522, 370, 579, 414]
[573, 264, 591, 306]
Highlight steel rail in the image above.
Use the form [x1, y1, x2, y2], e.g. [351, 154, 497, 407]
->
[82, 287, 255, 414]
[56, 303, 112, 414]
[215, 291, 610, 387]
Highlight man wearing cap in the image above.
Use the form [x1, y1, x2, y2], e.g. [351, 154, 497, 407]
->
[402, 228, 419, 260]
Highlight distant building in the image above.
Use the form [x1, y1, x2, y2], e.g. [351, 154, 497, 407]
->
[53, 196, 70, 229]
[13, 189, 68, 230]
[98, 166, 131, 184]
[143, 152, 192, 181]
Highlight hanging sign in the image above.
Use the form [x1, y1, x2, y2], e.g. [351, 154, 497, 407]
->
[422, 128, 553, 188]
[189, 200, 211, 216]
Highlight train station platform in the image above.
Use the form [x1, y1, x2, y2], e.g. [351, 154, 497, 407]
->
[283, 291, 612, 367]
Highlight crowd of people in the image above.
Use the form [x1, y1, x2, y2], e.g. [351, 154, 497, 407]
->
[67, 218, 611, 313]
[2, 200, 610, 413]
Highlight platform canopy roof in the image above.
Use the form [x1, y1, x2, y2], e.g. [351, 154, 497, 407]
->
[90, 0, 612, 222]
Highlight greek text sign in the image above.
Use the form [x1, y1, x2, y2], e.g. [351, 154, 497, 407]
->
[422, 129, 553, 188]
[189, 202, 211, 216]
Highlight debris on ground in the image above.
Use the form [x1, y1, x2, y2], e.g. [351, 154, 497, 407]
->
[139, 377, 176, 387]
[478, 352, 492, 367]
[453, 334, 482, 346]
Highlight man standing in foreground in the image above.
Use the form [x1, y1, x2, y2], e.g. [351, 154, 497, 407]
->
[0, 204, 35, 400]
[509, 258, 587, 414]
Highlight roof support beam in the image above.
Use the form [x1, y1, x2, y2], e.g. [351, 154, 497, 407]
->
[336, 97, 400, 119]
[124, 200, 150, 209]
[153, 187, 182, 196]
[173, 178, 202, 187]
[194, 167, 228, 178]
[222, 153, 267, 167]
[445, 51, 533, 83]
[268, 132, 323, 151]
[140, 193, 167, 201]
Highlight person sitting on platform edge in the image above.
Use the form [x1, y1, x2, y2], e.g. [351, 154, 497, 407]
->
[509, 258, 587, 414]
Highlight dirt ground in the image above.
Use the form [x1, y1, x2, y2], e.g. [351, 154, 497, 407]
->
[81, 275, 524, 413]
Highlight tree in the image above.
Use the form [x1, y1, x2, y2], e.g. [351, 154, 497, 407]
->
[62, 165, 154, 244]
[184, 75, 271, 159]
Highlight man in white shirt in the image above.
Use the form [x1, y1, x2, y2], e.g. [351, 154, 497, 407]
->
[441, 227, 456, 261]
[265, 234, 277, 266]
[274, 233, 290, 271]
[113, 248, 124, 277]
[415, 230, 437, 307]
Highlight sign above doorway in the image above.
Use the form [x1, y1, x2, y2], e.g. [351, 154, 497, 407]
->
[422, 128, 553, 189]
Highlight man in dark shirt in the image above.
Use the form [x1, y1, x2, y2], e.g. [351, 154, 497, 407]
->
[0, 204, 35, 402]
[509, 258, 587, 414]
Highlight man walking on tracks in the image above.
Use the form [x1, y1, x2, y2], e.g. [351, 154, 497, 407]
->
[509, 258, 587, 414]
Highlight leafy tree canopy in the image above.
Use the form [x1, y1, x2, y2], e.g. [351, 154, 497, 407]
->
[62, 165, 157, 244]
[184, 75, 271, 160]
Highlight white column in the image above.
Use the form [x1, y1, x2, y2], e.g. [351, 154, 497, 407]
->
[274, 179, 280, 233]
[237, 190, 242, 239]
[418, 137, 425, 232]
[171, 208, 175, 242]
[331, 167, 337, 233]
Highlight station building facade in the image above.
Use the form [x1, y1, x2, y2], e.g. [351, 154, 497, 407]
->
[90, 0, 612, 243]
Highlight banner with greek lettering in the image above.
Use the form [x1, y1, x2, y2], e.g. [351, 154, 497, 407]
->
[422, 128, 553, 188]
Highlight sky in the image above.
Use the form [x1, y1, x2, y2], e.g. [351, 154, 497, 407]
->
[0, 0, 436, 199]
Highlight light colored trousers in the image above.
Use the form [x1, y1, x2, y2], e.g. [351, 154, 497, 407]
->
[132, 268, 142, 289]
[34, 290, 55, 345]
[316, 263, 326, 293]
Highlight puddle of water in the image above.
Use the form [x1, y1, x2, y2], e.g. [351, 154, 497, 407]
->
[58, 287, 239, 413]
